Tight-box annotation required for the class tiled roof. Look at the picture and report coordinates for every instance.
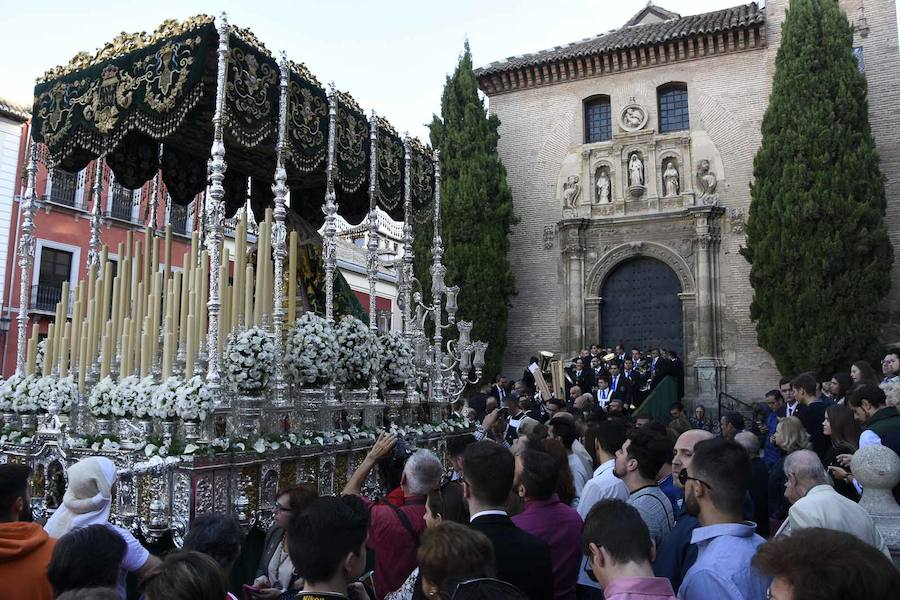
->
[0,96,31,122]
[475,2,764,78]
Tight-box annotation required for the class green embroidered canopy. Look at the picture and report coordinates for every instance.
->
[31,15,434,225]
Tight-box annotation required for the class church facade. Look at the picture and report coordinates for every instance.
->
[475,1,900,406]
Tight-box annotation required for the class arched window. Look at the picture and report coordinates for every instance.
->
[657,83,689,133]
[584,95,612,143]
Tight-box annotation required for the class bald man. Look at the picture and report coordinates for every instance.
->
[776,450,889,557]
[653,429,715,591]
[735,432,770,537]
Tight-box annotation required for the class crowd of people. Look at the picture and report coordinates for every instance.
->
[0,348,899,600]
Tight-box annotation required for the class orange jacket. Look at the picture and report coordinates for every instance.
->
[0,521,56,600]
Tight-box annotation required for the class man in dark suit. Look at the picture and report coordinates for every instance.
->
[568,358,595,394]
[490,375,509,404]
[607,362,632,406]
[622,358,643,389]
[463,441,553,600]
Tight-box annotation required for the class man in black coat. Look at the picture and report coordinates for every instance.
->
[568,358,595,394]
[463,441,553,600]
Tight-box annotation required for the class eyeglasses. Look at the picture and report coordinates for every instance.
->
[678,469,713,490]
[451,578,522,599]
[273,502,291,513]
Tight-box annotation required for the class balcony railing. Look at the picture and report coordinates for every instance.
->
[169,204,191,236]
[107,185,138,222]
[42,171,87,210]
[29,283,74,313]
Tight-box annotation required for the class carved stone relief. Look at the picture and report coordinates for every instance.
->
[728,208,746,234]
[562,175,580,209]
[696,160,719,205]
[543,225,555,249]
[619,104,649,132]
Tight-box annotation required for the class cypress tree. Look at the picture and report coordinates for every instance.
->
[413,43,516,379]
[741,0,893,376]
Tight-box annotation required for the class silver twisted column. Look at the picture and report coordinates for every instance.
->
[15,143,38,376]
[270,51,290,405]
[87,155,106,271]
[322,85,338,325]
[401,137,413,339]
[366,112,380,418]
[205,13,230,396]
[430,150,444,408]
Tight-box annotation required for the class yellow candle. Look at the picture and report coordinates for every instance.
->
[199,250,209,343]
[143,227,152,289]
[59,322,71,377]
[163,224,173,283]
[254,225,265,326]
[140,325,151,377]
[110,277,121,357]
[185,314,196,376]
[78,325,88,392]
[245,264,255,327]
[232,218,244,330]
[125,231,133,261]
[288,230,298,323]
[190,231,199,270]
[161,319,173,380]
[121,331,130,378]
[43,324,55,376]
[180,255,191,343]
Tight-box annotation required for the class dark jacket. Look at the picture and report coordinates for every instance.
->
[867,406,900,440]
[652,507,699,592]
[748,456,770,537]
[798,400,830,460]
[768,453,790,521]
[469,513,553,600]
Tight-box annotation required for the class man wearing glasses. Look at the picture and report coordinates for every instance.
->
[677,439,769,600]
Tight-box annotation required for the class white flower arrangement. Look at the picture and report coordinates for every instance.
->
[284,312,338,387]
[150,376,181,419]
[12,375,39,414]
[53,376,78,414]
[379,331,418,390]
[35,339,46,374]
[87,376,122,418]
[225,327,275,394]
[114,376,156,418]
[334,316,382,388]
[175,375,213,421]
[0,374,25,412]
[27,376,56,413]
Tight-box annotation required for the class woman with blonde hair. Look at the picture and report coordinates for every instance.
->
[767,416,811,533]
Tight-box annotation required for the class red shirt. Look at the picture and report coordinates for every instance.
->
[362,494,426,600]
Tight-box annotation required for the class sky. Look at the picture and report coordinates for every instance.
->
[0,0,895,141]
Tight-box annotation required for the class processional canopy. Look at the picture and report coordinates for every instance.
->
[31,15,435,226]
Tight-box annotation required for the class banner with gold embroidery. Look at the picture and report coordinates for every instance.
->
[408,138,435,225]
[285,63,328,174]
[375,117,404,219]
[223,30,279,148]
[334,92,369,194]
[31,19,215,172]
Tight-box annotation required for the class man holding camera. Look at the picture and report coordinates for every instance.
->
[343,433,444,599]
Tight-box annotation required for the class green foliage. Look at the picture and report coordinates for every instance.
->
[741,0,893,377]
[414,43,517,379]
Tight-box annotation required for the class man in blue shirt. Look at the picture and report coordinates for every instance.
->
[653,429,713,591]
[762,389,785,469]
[678,438,769,600]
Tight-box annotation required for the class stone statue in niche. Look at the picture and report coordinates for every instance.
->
[663,160,679,197]
[562,175,581,209]
[628,153,644,187]
[696,159,719,204]
[595,168,611,204]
